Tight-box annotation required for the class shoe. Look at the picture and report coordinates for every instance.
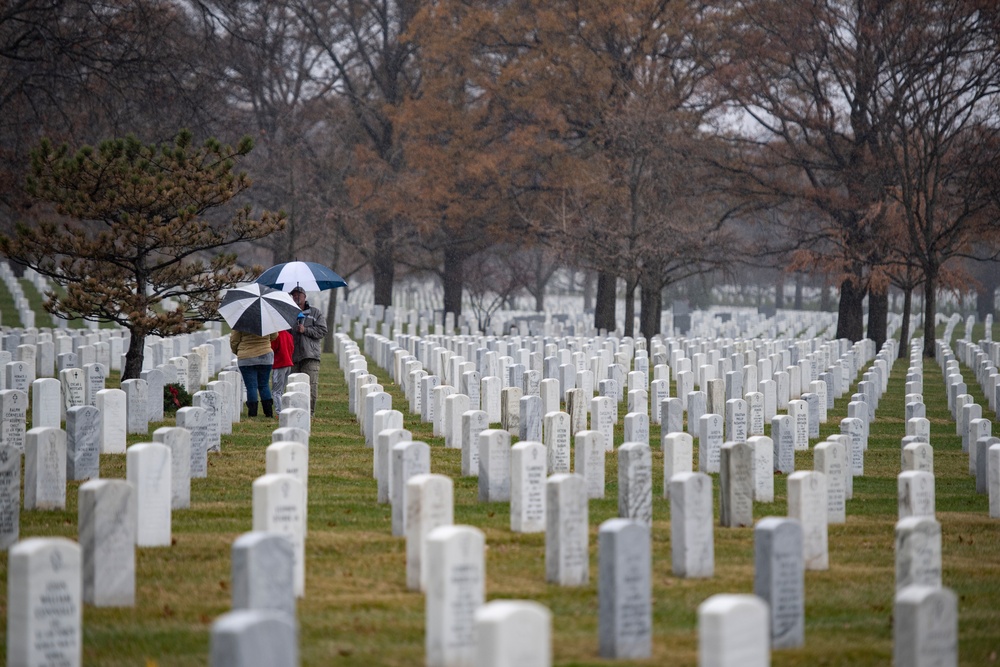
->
[246,401,258,417]
[262,399,274,418]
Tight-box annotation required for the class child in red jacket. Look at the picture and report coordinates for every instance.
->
[271,329,295,415]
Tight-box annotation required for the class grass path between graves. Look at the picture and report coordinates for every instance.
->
[17,278,55,329]
[2,340,1000,666]
[0,277,22,328]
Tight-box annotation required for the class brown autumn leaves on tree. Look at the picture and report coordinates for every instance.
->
[0,132,285,379]
[378,0,745,334]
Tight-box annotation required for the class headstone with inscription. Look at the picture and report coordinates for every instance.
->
[460,410,489,476]
[65,405,100,481]
[719,441,754,528]
[699,413,723,474]
[511,441,547,533]
[814,441,847,524]
[591,396,616,452]
[252,473,305,597]
[0,445,20,548]
[543,411,571,474]
[0,389,27,453]
[121,378,149,434]
[175,406,209,478]
[7,537,82,667]
[574,430,606,499]
[771,415,795,474]
[193,390,223,453]
[618,443,653,526]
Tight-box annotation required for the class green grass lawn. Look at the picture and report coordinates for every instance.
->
[1,341,998,666]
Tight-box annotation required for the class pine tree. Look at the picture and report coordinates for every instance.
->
[1,130,285,379]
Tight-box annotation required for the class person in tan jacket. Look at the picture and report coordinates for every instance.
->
[230,330,279,417]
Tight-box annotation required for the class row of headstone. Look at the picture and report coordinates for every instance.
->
[205,405,317,666]
[936,336,1000,516]
[1,328,313,666]
[328,307,975,667]
[337,314,891,464]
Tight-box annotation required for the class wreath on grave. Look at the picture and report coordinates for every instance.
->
[163,383,192,413]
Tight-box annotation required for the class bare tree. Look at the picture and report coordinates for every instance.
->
[873,2,1000,356]
[0,0,221,219]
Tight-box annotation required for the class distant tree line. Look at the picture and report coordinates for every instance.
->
[1,0,998,356]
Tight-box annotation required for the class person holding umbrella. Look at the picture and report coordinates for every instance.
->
[289,285,327,415]
[218,283,302,419]
[230,329,278,418]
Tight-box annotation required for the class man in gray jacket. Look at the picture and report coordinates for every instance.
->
[290,286,328,415]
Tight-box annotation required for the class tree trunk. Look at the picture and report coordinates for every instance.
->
[323,227,343,353]
[898,286,912,359]
[923,270,938,358]
[583,270,594,312]
[775,274,785,310]
[534,251,545,312]
[123,330,145,381]
[836,276,865,342]
[639,280,661,337]
[324,290,338,353]
[867,287,888,350]
[793,273,803,310]
[594,271,617,333]
[442,244,464,323]
[977,271,999,321]
[623,276,637,337]
[820,280,831,312]
[372,220,394,307]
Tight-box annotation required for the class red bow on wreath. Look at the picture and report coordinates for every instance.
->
[168,385,182,408]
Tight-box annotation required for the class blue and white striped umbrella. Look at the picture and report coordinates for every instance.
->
[255,261,347,292]
[218,283,300,336]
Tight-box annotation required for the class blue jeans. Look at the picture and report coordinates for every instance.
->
[240,364,273,403]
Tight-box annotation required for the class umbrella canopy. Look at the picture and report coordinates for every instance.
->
[218,284,301,336]
[255,261,347,292]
